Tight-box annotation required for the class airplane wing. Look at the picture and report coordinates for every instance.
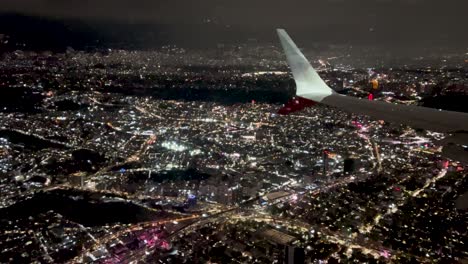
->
[276,28,468,134]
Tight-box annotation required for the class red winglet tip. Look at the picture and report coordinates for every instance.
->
[277,96,317,115]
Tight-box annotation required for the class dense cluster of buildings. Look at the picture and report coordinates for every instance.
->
[0,47,466,263]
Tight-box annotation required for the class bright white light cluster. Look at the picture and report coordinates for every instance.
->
[161,141,187,152]
[190,149,202,156]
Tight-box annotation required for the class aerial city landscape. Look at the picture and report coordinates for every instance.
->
[0,1,467,263]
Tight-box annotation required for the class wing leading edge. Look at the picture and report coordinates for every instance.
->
[277,28,468,134]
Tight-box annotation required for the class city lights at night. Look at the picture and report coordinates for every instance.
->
[0,0,467,263]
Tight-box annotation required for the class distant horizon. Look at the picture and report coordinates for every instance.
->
[0,13,466,69]
[1,12,467,49]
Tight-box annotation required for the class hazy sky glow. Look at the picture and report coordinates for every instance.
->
[1,0,466,27]
[0,0,467,50]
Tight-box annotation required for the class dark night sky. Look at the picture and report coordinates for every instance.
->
[0,0,467,51]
